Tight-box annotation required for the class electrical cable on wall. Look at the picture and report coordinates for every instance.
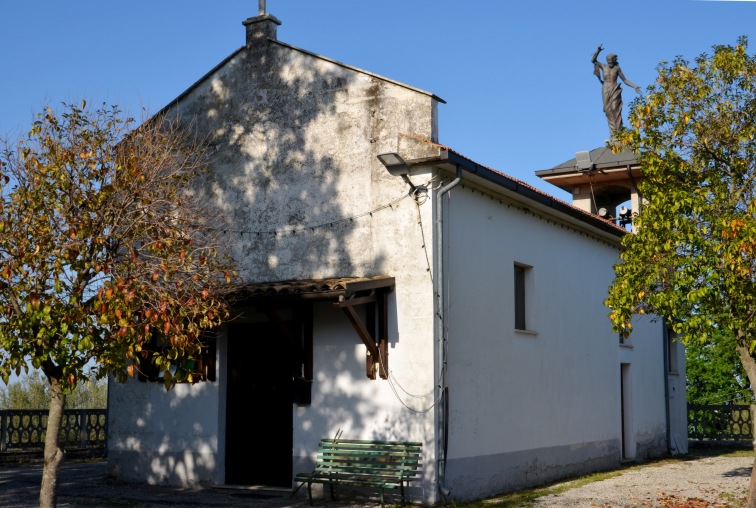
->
[378,349,443,414]
[209,178,437,238]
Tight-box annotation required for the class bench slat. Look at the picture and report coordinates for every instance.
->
[295,438,422,508]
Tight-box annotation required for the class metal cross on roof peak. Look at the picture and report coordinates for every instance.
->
[258,0,266,15]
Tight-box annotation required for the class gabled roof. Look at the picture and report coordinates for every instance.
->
[271,40,446,104]
[410,148,628,238]
[536,146,639,177]
[533,146,641,196]
[157,38,444,118]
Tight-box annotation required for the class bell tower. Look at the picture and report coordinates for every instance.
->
[536,146,641,229]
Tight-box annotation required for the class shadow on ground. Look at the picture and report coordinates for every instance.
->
[0,460,386,508]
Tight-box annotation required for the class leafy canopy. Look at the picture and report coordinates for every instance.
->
[606,37,756,353]
[0,102,236,391]
[0,369,107,410]
[686,328,754,405]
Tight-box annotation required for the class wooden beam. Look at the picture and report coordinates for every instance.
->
[334,294,377,308]
[344,276,395,297]
[378,291,388,379]
[341,305,380,379]
[366,302,376,379]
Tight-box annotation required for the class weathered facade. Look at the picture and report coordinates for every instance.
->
[107,11,686,505]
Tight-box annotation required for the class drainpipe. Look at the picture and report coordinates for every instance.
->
[434,165,462,502]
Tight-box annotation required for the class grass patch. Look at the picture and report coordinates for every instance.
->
[447,446,754,508]
[448,469,627,507]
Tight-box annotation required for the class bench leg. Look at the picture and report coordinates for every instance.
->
[329,482,335,500]
[380,488,385,508]
[307,482,313,506]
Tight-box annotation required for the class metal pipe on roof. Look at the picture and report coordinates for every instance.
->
[434,164,462,502]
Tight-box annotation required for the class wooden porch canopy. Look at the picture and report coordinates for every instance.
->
[232,275,395,380]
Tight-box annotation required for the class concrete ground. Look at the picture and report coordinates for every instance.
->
[0,460,382,508]
[0,453,752,507]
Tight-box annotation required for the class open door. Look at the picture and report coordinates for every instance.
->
[225,322,293,486]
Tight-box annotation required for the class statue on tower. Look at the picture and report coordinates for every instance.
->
[592,44,641,138]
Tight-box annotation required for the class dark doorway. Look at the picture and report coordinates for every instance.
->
[225,322,293,486]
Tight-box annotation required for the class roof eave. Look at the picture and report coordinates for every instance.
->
[410,149,627,241]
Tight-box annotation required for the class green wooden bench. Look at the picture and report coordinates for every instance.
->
[294,438,422,507]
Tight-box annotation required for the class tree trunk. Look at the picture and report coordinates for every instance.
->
[39,375,66,508]
[735,340,756,508]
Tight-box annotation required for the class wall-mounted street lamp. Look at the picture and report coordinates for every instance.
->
[377,152,417,193]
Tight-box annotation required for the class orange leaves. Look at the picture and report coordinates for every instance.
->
[28,293,41,309]
[0,101,237,394]
[655,492,736,507]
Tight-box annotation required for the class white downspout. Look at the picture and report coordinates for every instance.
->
[435,165,462,502]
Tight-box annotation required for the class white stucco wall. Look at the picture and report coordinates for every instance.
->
[106,19,680,506]
[439,184,669,501]
[107,377,220,485]
[108,29,441,503]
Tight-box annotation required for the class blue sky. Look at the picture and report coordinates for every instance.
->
[1,0,756,202]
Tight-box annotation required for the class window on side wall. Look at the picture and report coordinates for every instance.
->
[667,329,679,374]
[514,263,533,332]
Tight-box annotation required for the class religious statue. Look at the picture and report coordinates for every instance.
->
[592,45,641,138]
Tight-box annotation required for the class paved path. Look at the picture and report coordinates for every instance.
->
[529,455,752,507]
[0,454,752,507]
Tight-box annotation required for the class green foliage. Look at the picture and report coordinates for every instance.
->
[686,329,755,405]
[0,102,238,392]
[606,37,756,354]
[0,369,107,410]
[0,369,50,410]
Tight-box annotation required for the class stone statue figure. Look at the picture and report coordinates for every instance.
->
[592,44,641,137]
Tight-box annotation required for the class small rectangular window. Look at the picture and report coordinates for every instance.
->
[667,329,679,374]
[514,264,527,331]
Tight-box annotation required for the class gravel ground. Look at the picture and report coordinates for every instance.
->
[0,453,752,507]
[527,455,752,508]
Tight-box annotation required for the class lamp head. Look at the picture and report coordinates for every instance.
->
[377,152,411,176]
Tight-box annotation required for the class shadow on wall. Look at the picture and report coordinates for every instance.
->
[108,24,439,492]
[173,35,401,283]
[293,343,433,502]
[107,378,219,486]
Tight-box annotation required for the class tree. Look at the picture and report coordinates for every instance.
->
[605,37,756,507]
[0,102,236,507]
[686,328,755,405]
[0,369,107,410]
